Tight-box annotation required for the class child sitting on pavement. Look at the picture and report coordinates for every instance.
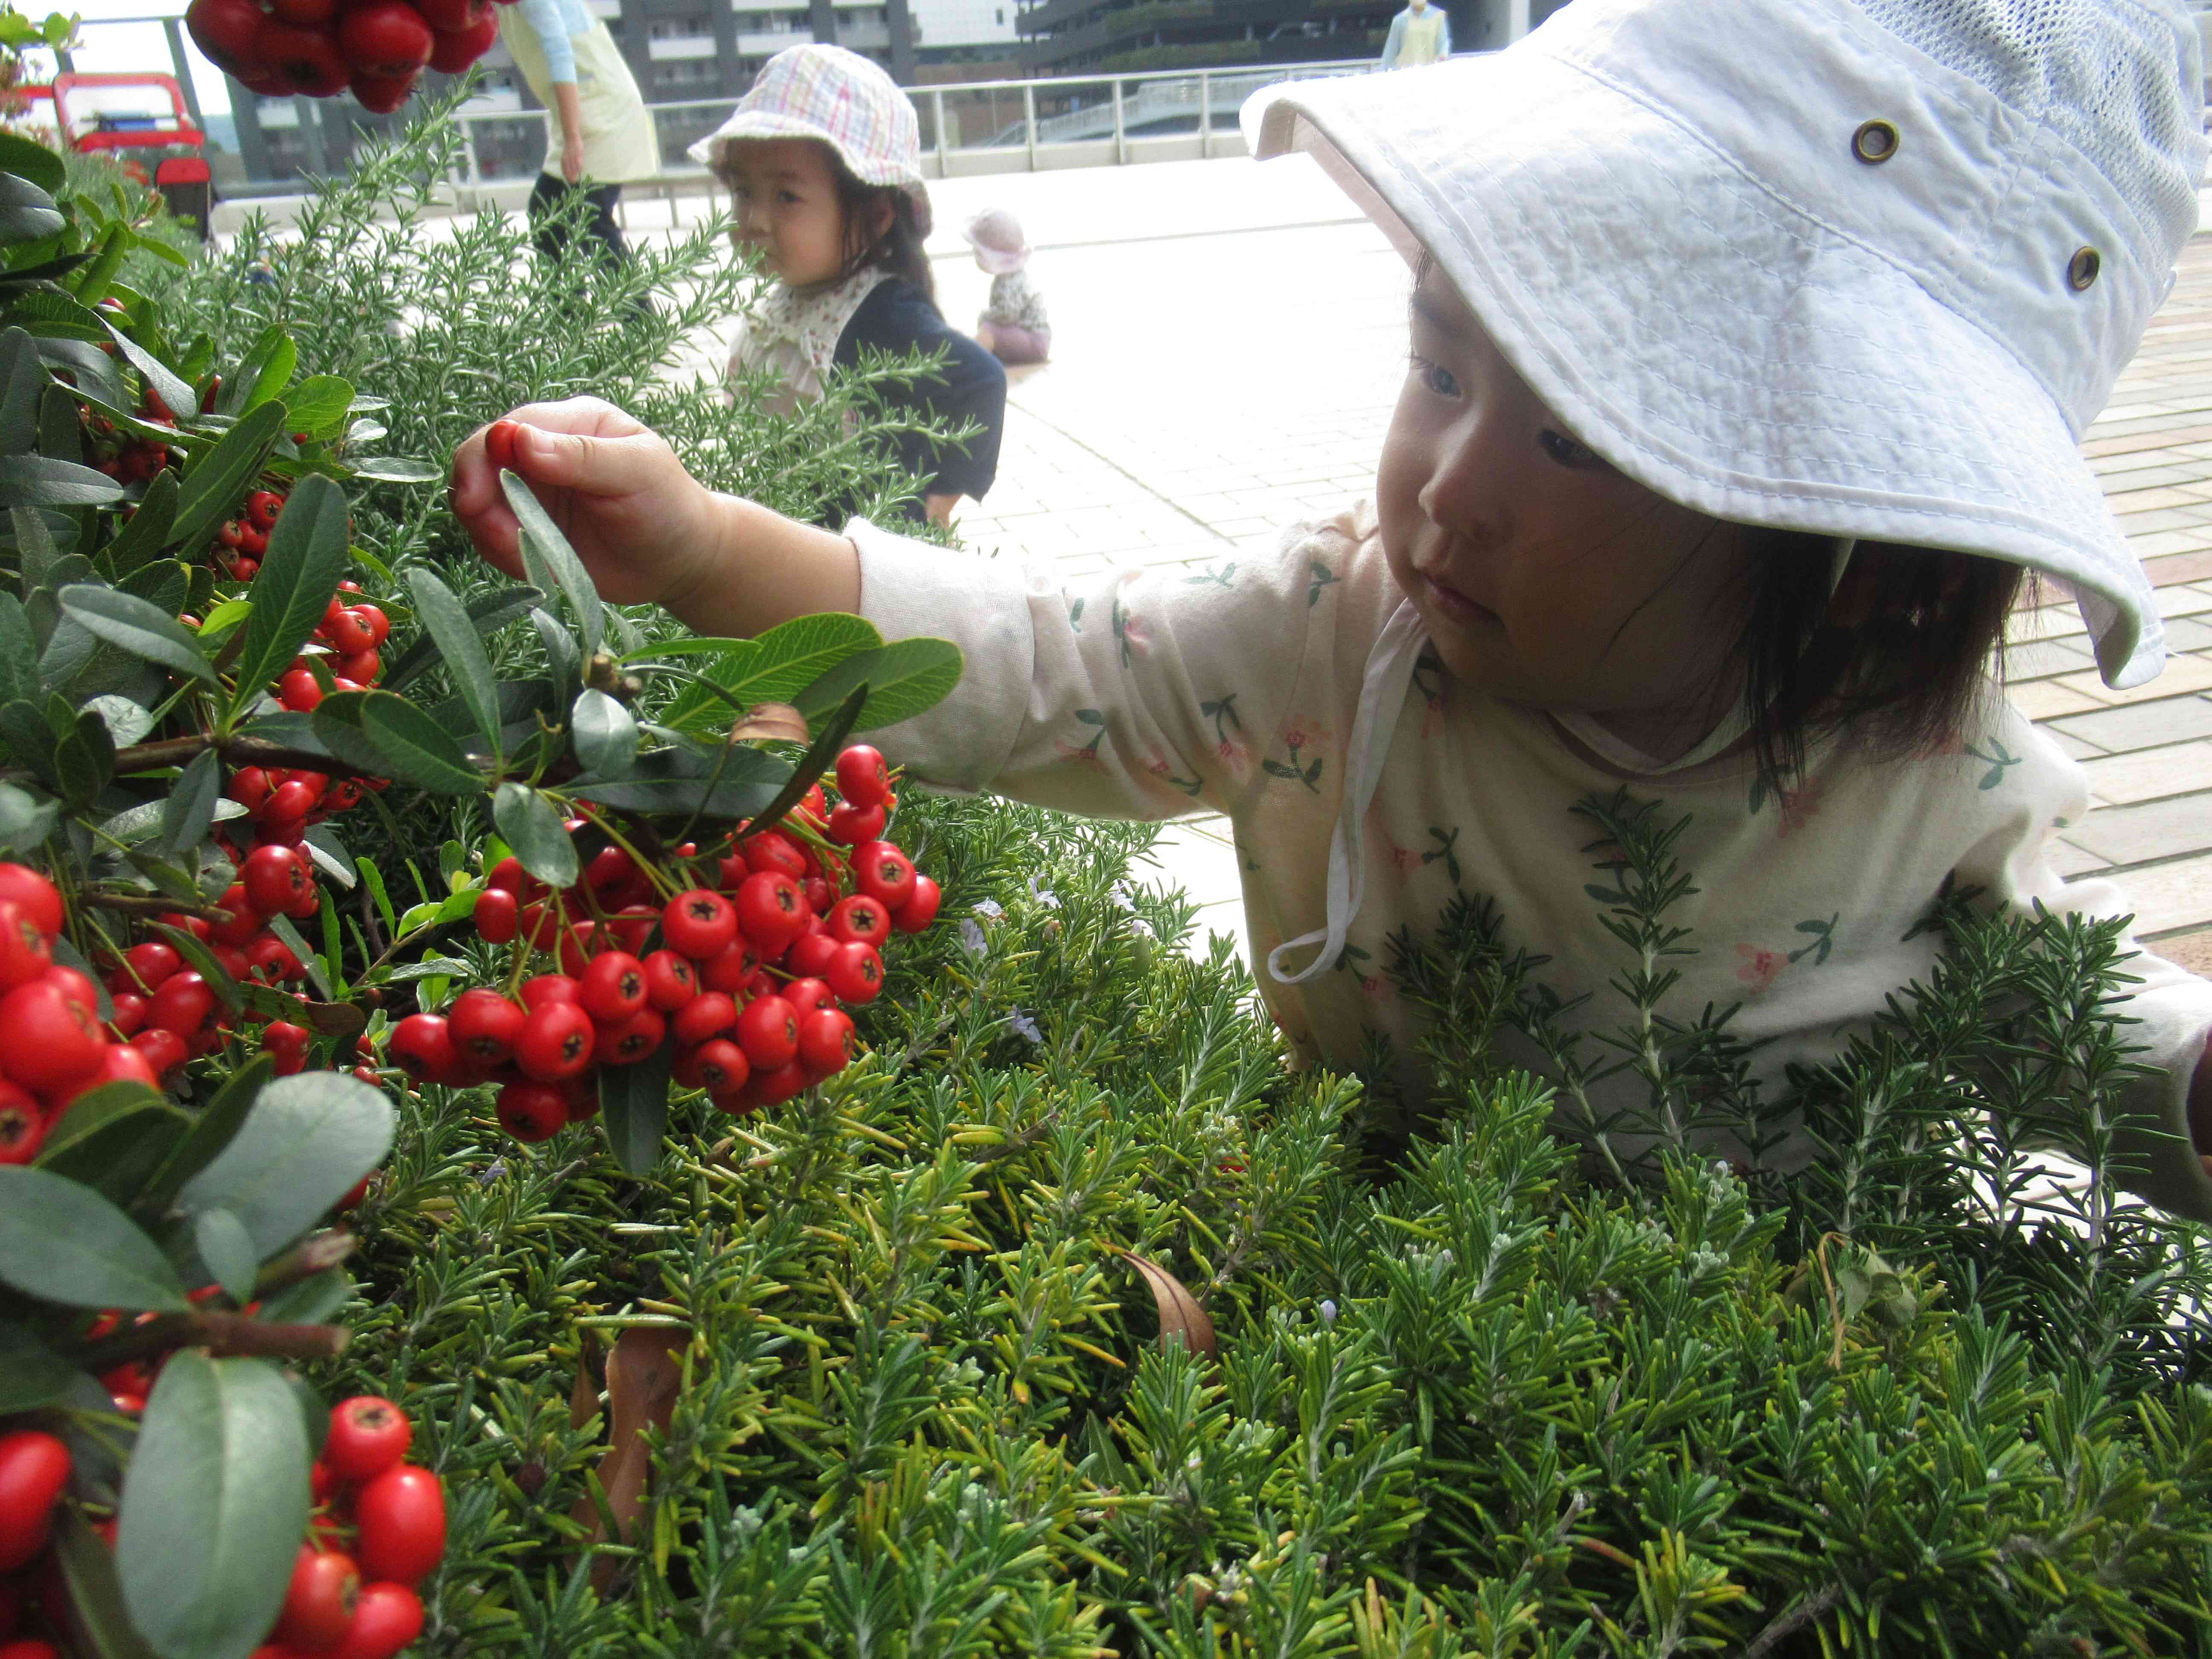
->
[965,208,1052,367]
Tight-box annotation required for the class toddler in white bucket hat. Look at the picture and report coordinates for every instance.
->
[963,207,1052,365]
[456,0,2212,1218]
[690,44,1007,527]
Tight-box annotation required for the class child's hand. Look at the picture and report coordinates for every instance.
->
[449,398,724,611]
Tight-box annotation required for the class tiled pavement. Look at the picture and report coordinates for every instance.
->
[622,157,2212,970]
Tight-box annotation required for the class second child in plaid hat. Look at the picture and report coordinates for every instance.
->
[693,45,1005,528]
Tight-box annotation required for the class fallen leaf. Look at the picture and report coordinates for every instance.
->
[568,1324,689,1592]
[568,1330,602,1433]
[1113,1249,1217,1359]
[301,1000,368,1039]
[728,702,809,744]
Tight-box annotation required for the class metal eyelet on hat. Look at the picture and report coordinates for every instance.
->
[2069,246,2101,291]
[1851,119,1899,164]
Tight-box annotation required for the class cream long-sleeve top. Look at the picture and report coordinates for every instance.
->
[848,504,2212,1221]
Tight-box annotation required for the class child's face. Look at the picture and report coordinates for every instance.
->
[725,138,849,287]
[1377,272,1755,736]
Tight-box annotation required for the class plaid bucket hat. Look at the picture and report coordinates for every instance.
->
[690,44,933,236]
[1243,0,2208,687]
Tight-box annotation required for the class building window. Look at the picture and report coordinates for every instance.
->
[994,7,1002,19]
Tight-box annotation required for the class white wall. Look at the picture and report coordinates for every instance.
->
[908,0,1019,49]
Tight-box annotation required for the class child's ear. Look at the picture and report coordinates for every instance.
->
[870,196,896,245]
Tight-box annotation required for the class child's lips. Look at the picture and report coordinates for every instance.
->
[1421,572,1499,629]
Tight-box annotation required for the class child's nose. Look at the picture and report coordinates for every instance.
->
[1417,409,1515,538]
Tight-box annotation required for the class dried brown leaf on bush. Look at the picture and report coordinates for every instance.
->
[1112,1249,1217,1358]
[568,1324,688,1590]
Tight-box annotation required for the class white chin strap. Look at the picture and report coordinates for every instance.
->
[1262,537,1855,990]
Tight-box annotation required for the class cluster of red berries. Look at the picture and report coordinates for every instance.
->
[256,1396,444,1659]
[268,583,393,714]
[391,744,941,1135]
[187,0,510,111]
[0,1397,442,1659]
[213,488,286,584]
[0,866,169,1167]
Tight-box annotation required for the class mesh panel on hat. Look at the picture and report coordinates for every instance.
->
[1857,0,2202,243]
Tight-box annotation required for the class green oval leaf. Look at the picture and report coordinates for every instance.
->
[792,637,963,735]
[58,584,218,685]
[570,688,637,777]
[227,471,349,719]
[407,566,501,757]
[280,375,354,442]
[500,469,602,661]
[167,400,284,558]
[0,1164,190,1311]
[0,1321,83,1413]
[313,689,481,796]
[379,584,541,694]
[193,1208,258,1304]
[174,1070,395,1257]
[162,747,222,859]
[346,455,442,483]
[118,1351,310,1659]
[662,612,880,736]
[0,452,125,509]
[598,1033,674,1176]
[493,780,578,890]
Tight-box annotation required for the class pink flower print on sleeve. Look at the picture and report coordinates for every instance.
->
[1144,753,1204,797]
[1264,719,1331,794]
[1776,780,1826,838]
[1385,837,1422,875]
[1110,587,1150,667]
[1201,695,1253,777]
[1734,943,1787,993]
[1055,708,1110,768]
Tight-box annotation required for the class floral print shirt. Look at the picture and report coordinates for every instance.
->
[849,505,2212,1221]
[982,270,1050,333]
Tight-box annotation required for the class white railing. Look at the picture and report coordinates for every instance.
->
[446,55,1382,191]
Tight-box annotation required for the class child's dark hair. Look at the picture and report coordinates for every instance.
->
[828,161,934,305]
[1738,531,2026,794]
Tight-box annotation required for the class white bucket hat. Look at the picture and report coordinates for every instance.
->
[1243,0,2208,688]
[690,44,933,236]
[963,207,1031,275]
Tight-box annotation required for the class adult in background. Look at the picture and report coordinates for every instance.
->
[1380,0,1449,68]
[498,0,661,271]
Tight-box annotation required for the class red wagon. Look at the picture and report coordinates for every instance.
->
[43,72,214,239]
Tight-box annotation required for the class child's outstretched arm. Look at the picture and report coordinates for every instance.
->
[449,398,859,633]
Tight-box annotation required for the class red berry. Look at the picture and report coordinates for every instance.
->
[520,974,580,1012]
[835,745,889,808]
[786,931,840,978]
[827,894,891,948]
[641,949,697,1011]
[0,865,62,937]
[553,919,600,980]
[278,668,324,712]
[578,951,646,1022]
[827,801,887,846]
[131,1027,188,1086]
[352,603,392,646]
[661,888,737,960]
[336,649,381,685]
[213,884,265,947]
[851,841,917,911]
[243,844,312,917]
[330,1581,423,1659]
[262,1020,311,1076]
[483,419,521,472]
[892,875,942,934]
[324,608,376,654]
[825,942,884,1005]
[742,1059,813,1108]
[672,992,736,1048]
[231,766,273,816]
[691,1039,748,1095]
[388,1013,457,1084]
[783,977,835,1022]
[698,940,756,995]
[739,831,806,883]
[496,1080,568,1143]
[275,1545,360,1653]
[0,978,107,1091]
[109,991,149,1038]
[584,845,637,902]
[0,903,51,992]
[734,873,806,954]
[247,936,305,984]
[595,1007,665,1065]
[487,856,528,895]
[338,0,433,74]
[245,489,284,532]
[0,1431,71,1572]
[353,1464,445,1586]
[0,1083,46,1165]
[515,1001,594,1082]
[268,779,319,825]
[448,988,525,1066]
[473,887,519,945]
[125,940,183,991]
[735,994,798,1071]
[325,1396,412,1486]
[797,1008,856,1077]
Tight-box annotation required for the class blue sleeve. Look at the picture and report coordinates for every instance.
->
[1380,12,1405,67]
[835,282,1007,511]
[1440,12,1450,52]
[517,0,577,83]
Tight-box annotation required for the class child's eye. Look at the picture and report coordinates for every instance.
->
[1539,428,1601,469]
[1410,355,1461,399]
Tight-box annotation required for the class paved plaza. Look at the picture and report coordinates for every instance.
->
[622,154,2212,971]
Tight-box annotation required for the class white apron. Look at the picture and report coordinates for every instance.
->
[499,9,662,185]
